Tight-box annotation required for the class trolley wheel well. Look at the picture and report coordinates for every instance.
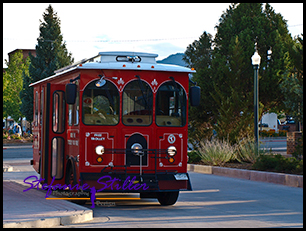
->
[65,158,76,185]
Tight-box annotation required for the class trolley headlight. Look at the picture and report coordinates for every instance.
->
[131,143,143,155]
[95,145,104,155]
[167,146,177,156]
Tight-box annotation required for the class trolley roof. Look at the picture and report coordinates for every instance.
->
[29,51,195,87]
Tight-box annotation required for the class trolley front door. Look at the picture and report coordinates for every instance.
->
[41,83,67,185]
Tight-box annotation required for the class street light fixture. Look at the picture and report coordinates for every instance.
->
[267,47,272,60]
[251,43,261,150]
[251,50,261,65]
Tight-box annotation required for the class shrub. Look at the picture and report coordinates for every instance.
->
[253,154,277,171]
[278,130,287,137]
[187,151,202,164]
[253,154,303,175]
[292,133,303,160]
[236,138,269,164]
[295,160,303,174]
[267,129,276,137]
[196,139,235,166]
[259,130,269,137]
[10,134,21,140]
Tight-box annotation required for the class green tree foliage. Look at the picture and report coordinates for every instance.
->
[213,3,292,112]
[184,32,214,144]
[3,50,30,122]
[280,35,303,124]
[185,3,295,144]
[184,31,212,71]
[184,32,214,124]
[20,4,74,122]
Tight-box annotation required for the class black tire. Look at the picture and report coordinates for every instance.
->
[157,191,179,206]
[65,165,75,186]
[65,166,87,205]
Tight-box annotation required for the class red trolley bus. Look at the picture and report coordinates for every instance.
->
[30,51,200,206]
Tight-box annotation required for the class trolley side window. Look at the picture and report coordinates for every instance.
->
[156,81,187,127]
[82,80,119,125]
[52,91,65,133]
[40,89,43,125]
[122,80,153,126]
[51,137,64,179]
[35,91,38,126]
[68,82,79,126]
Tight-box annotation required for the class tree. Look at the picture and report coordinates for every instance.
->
[184,32,214,124]
[213,3,292,112]
[3,50,30,122]
[183,31,213,71]
[280,34,303,127]
[184,32,215,144]
[184,3,294,143]
[210,36,260,144]
[20,4,74,122]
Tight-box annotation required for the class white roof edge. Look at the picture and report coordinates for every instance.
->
[29,66,78,87]
[98,51,158,58]
[29,52,195,87]
[79,62,195,73]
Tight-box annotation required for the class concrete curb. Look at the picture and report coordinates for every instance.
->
[3,164,13,172]
[3,210,93,228]
[187,164,303,188]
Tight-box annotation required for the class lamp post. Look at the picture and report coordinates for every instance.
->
[251,43,261,148]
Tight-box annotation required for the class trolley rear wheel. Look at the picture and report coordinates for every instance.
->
[157,191,179,206]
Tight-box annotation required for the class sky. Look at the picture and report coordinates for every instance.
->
[3,3,303,68]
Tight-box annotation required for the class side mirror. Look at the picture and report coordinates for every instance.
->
[190,86,201,107]
[65,83,77,105]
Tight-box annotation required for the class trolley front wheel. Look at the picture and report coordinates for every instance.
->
[157,191,179,206]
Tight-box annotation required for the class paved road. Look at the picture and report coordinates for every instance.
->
[4,145,302,228]
[54,172,303,228]
[3,145,33,159]
[259,138,287,152]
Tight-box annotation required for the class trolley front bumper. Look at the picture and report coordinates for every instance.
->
[79,172,192,193]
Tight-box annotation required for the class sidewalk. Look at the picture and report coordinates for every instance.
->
[187,164,303,188]
[3,160,93,228]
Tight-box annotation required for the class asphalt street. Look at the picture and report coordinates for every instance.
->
[54,172,302,228]
[259,137,287,152]
[4,142,302,228]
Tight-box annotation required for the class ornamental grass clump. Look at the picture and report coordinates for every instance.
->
[236,138,268,164]
[196,139,235,166]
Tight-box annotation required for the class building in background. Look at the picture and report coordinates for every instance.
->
[3,48,36,72]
